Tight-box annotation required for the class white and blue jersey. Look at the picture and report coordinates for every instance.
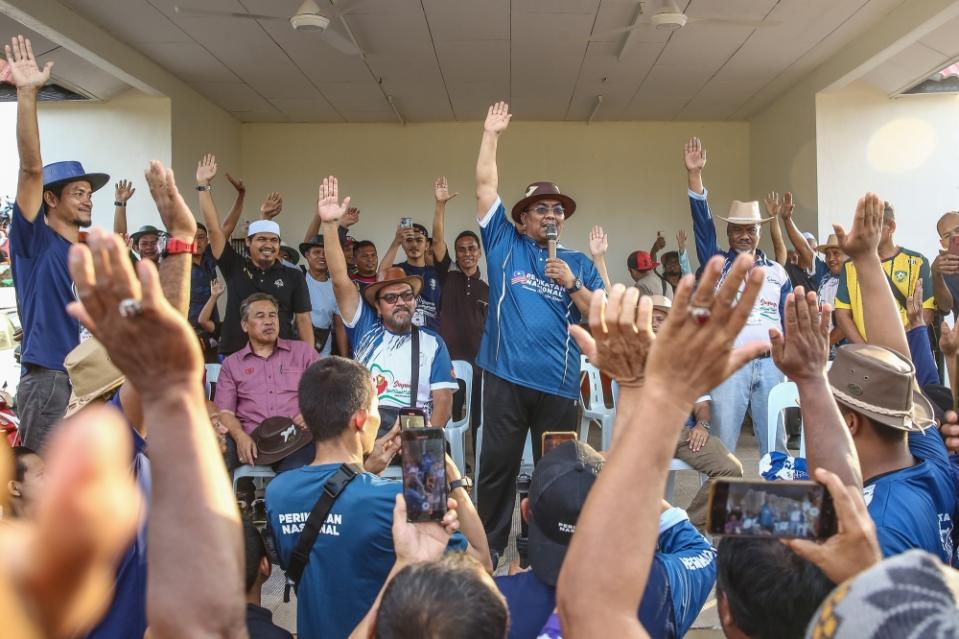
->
[343,297,457,417]
[689,189,791,347]
[864,427,956,564]
[477,198,605,400]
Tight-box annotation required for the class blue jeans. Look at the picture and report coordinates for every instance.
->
[711,356,785,456]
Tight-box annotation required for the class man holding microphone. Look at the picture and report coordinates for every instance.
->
[474,101,605,564]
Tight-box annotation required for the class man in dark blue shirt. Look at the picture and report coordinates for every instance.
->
[495,440,715,639]
[9,38,109,451]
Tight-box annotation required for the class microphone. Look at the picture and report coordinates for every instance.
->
[546,222,558,260]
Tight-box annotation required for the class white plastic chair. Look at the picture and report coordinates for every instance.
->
[444,361,473,476]
[766,381,804,457]
[232,464,276,494]
[665,459,700,503]
[580,357,615,450]
[205,363,221,400]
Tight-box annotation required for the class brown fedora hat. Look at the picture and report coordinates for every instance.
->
[251,416,313,465]
[510,182,577,224]
[827,344,935,433]
[362,266,424,307]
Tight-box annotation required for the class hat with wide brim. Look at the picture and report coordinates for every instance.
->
[42,161,110,193]
[280,245,301,264]
[649,295,672,313]
[816,234,844,253]
[130,225,165,242]
[252,416,313,465]
[715,200,774,225]
[362,266,423,307]
[510,182,577,224]
[64,338,125,417]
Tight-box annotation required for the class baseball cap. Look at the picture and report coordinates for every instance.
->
[411,223,429,239]
[527,440,604,586]
[626,250,658,271]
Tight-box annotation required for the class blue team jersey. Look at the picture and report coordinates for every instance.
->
[343,298,457,416]
[85,393,150,639]
[10,203,81,371]
[865,428,956,564]
[265,464,467,639]
[397,253,450,332]
[495,509,715,639]
[476,198,604,400]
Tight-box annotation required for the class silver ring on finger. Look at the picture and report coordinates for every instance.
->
[118,298,144,318]
[688,306,711,325]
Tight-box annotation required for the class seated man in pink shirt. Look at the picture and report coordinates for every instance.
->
[215,293,320,474]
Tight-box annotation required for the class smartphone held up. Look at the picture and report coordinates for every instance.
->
[707,479,837,540]
[400,427,448,523]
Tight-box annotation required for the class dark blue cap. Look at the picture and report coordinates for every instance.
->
[42,161,109,192]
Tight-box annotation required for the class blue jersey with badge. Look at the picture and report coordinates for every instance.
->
[10,204,81,371]
[343,298,458,417]
[266,465,466,639]
[477,198,604,400]
[496,509,714,639]
[864,428,956,563]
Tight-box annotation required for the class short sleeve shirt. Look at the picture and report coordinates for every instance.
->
[438,268,489,362]
[477,198,605,400]
[10,204,81,371]
[188,248,219,328]
[835,248,934,339]
[216,244,312,355]
[343,298,458,417]
[397,253,451,332]
[265,464,467,639]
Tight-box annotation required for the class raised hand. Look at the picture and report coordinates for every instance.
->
[781,192,795,221]
[66,228,203,400]
[392,494,459,565]
[259,192,283,219]
[210,278,225,298]
[941,319,959,358]
[316,176,351,223]
[906,280,924,330]
[763,191,781,218]
[683,137,707,173]
[433,176,459,204]
[569,285,653,388]
[195,153,217,185]
[4,36,53,91]
[588,225,608,258]
[341,207,360,227]
[676,229,688,252]
[484,101,512,135]
[834,192,883,261]
[224,172,245,193]
[769,287,830,382]
[646,254,769,402]
[115,179,136,205]
[785,468,881,585]
[651,232,666,254]
[145,161,197,240]
[392,224,414,246]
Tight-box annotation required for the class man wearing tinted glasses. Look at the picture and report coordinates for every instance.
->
[315,176,457,434]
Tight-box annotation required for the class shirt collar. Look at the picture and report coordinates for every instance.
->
[239,337,290,359]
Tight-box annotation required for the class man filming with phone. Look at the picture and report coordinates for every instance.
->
[315,176,457,433]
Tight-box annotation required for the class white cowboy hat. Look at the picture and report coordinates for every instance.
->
[716,200,774,225]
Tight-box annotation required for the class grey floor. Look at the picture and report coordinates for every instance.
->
[261,424,763,638]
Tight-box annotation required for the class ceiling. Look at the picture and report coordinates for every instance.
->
[40,0,918,122]
[860,11,959,95]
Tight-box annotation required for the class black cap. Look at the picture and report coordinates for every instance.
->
[411,223,429,239]
[528,440,604,586]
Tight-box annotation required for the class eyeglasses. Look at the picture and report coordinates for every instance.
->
[378,291,415,304]
[528,204,566,216]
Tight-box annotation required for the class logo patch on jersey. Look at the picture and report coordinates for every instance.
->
[369,363,412,405]
[275,278,285,287]
[510,270,565,302]
[894,270,907,283]
[244,367,255,375]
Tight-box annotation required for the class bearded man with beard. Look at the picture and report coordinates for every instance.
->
[684,137,792,457]
[316,176,457,434]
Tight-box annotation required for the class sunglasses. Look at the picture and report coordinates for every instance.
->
[378,291,415,304]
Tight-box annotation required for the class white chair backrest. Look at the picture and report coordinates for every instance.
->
[766,381,803,456]
[449,360,473,429]
[205,363,222,400]
[582,361,607,412]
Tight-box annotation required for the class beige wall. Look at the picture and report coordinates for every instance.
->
[240,120,750,278]
[816,81,959,263]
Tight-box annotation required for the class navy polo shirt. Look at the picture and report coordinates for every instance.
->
[10,204,81,371]
[189,248,219,328]
[397,252,451,333]
[476,198,604,400]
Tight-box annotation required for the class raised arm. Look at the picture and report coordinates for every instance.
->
[113,180,135,238]
[588,225,612,290]
[684,137,718,265]
[763,192,788,266]
[476,101,511,220]
[316,176,361,323]
[779,192,815,270]
[649,232,666,265]
[836,193,909,356]
[771,287,862,488]
[221,172,246,239]
[432,177,457,263]
[197,278,224,334]
[259,191,282,221]
[684,137,706,196]
[676,229,692,275]
[378,225,409,272]
[8,36,52,220]
[195,154,226,259]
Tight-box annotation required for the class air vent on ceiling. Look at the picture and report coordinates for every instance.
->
[0,82,91,102]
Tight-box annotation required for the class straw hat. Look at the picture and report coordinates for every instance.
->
[817,234,843,253]
[716,200,774,225]
[63,338,125,417]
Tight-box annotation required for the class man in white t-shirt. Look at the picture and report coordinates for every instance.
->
[299,234,347,357]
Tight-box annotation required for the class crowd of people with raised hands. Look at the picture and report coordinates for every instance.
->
[4,33,959,639]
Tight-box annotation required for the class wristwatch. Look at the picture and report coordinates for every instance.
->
[696,420,711,431]
[165,238,198,255]
[449,477,473,493]
[566,278,583,294]
[114,201,127,208]
[195,184,212,192]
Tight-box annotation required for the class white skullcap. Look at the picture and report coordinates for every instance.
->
[248,220,281,238]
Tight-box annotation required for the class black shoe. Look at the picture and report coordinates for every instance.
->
[787,435,801,450]
[251,498,267,526]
